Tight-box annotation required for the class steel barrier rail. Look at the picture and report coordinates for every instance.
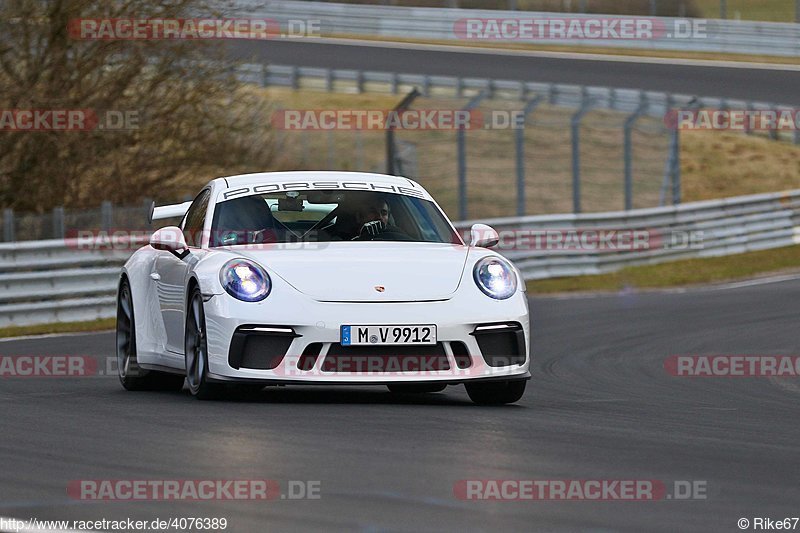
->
[1,190,799,327]
[248,64,797,143]
[234,0,800,57]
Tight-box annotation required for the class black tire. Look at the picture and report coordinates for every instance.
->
[387,383,447,394]
[185,285,224,400]
[465,380,527,405]
[116,279,185,392]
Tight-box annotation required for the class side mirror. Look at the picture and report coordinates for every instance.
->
[150,226,189,259]
[470,223,499,248]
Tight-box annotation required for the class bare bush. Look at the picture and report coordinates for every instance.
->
[0,0,277,212]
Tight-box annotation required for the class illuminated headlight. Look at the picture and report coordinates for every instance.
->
[473,257,518,300]
[220,259,271,302]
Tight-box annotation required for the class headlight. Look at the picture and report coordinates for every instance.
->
[473,257,517,300]
[220,259,271,302]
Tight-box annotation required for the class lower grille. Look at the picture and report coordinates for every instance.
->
[228,326,298,370]
[322,343,450,372]
[472,323,526,367]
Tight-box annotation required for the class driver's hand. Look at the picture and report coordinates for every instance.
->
[355,220,386,239]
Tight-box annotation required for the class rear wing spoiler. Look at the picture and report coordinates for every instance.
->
[148,201,193,224]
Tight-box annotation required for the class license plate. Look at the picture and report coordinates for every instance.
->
[341,325,437,346]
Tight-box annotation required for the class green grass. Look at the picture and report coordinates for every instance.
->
[693,0,796,22]
[0,318,115,339]
[527,244,800,293]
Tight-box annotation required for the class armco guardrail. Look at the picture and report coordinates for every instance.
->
[238,0,800,56]
[246,63,799,143]
[2,190,800,327]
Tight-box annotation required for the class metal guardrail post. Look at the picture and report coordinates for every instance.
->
[508,0,517,10]
[457,91,488,220]
[290,66,299,90]
[649,0,657,15]
[624,93,648,211]
[261,64,269,87]
[356,71,364,94]
[671,126,681,205]
[325,68,333,92]
[101,201,113,232]
[52,207,65,239]
[515,95,543,217]
[386,88,420,175]
[571,91,594,214]
[3,208,14,242]
[143,198,153,227]
[720,0,727,19]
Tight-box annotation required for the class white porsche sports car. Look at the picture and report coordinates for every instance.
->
[117,171,530,404]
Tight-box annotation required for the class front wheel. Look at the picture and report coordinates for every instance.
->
[465,380,527,405]
[116,279,185,392]
[185,286,223,400]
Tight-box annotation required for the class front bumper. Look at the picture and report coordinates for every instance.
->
[202,288,530,384]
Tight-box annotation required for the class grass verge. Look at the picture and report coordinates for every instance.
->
[527,244,800,293]
[0,318,115,339]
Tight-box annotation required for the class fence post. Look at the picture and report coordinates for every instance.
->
[101,201,113,232]
[52,206,65,239]
[457,91,488,220]
[720,0,727,19]
[386,88,420,175]
[570,90,594,214]
[797,0,799,23]
[623,93,648,211]
[3,208,14,242]
[515,95,543,217]
[325,68,333,92]
[508,0,517,10]
[327,130,335,168]
[578,0,587,12]
[671,126,681,205]
[290,66,299,90]
[355,130,364,170]
[649,0,657,15]
[301,129,309,164]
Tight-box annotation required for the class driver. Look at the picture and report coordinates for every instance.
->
[353,196,407,240]
[354,198,389,238]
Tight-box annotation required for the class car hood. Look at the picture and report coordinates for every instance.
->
[232,242,470,302]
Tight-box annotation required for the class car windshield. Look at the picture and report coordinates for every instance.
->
[210,190,462,246]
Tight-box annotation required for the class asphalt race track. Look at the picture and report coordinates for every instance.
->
[2,278,799,532]
[227,39,800,105]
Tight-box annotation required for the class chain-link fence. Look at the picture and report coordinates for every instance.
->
[270,93,672,221]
